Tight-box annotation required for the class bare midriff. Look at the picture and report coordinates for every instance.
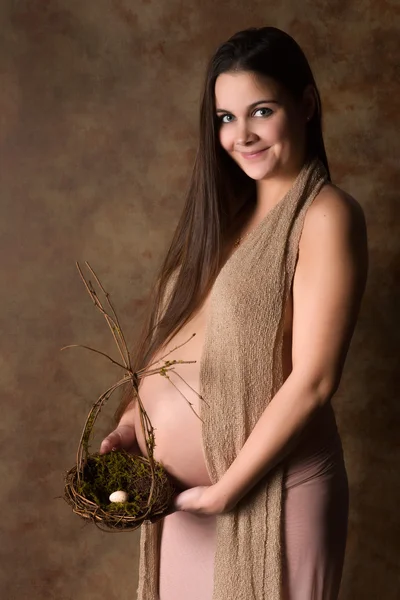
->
[132,285,220,490]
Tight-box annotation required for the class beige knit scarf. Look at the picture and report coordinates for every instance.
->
[136,156,328,599]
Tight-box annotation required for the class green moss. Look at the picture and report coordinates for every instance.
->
[76,450,170,517]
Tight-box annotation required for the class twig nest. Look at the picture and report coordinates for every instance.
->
[60,262,197,533]
[64,448,178,531]
[109,490,128,503]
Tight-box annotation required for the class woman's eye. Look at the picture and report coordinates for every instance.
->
[254,107,272,117]
[218,108,272,124]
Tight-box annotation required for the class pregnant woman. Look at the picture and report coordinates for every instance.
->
[100,26,368,600]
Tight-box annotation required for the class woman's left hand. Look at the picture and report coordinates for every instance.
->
[148,484,236,524]
[172,484,233,516]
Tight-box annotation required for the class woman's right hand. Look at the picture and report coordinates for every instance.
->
[99,423,141,456]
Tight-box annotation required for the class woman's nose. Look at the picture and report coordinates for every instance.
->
[234,119,257,146]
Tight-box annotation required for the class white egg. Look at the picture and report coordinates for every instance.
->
[109,490,128,503]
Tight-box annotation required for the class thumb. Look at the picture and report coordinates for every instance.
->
[99,430,122,454]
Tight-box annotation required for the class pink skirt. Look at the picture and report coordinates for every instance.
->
[281,433,349,599]
[158,410,349,600]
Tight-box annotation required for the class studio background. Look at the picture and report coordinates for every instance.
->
[1,1,399,598]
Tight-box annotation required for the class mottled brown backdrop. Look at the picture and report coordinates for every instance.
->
[1,0,399,598]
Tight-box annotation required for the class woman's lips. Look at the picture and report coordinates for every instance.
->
[240,147,269,159]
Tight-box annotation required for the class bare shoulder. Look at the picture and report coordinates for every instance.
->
[291,183,369,395]
[300,182,368,251]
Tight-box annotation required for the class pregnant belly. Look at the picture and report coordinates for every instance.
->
[132,325,212,490]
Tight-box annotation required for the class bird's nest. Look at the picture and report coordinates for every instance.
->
[59,261,203,532]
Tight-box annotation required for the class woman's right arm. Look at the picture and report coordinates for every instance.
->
[99,400,141,455]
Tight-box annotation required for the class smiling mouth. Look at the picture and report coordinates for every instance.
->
[240,148,269,159]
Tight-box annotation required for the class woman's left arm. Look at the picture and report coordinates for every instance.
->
[207,188,369,513]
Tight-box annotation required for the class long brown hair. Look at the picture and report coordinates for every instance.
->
[114,26,331,423]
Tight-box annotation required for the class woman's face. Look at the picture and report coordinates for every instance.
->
[214,71,311,180]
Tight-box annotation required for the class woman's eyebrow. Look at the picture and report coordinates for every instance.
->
[215,99,278,113]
